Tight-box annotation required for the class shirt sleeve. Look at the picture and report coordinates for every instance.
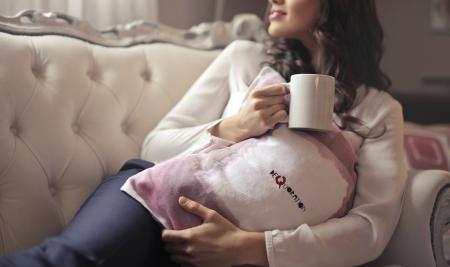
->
[264,93,408,267]
[140,42,238,163]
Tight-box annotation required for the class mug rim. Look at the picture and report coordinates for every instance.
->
[290,73,335,80]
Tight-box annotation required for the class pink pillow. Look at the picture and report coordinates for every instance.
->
[122,66,358,231]
[122,125,358,231]
[404,122,450,171]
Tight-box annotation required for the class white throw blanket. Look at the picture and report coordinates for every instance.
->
[121,67,358,231]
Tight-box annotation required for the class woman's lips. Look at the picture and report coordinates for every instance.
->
[269,10,287,21]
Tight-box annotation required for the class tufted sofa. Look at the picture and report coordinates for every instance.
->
[1,11,450,267]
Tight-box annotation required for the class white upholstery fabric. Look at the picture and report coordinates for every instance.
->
[363,170,450,267]
[0,32,220,254]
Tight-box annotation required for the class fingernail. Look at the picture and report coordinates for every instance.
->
[179,196,187,205]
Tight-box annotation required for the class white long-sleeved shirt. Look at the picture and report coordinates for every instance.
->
[140,40,407,267]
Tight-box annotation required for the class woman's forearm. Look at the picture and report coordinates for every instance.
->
[236,231,269,266]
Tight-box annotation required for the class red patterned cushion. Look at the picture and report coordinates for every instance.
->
[404,122,450,171]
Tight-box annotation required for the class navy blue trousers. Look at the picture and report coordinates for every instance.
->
[0,159,179,267]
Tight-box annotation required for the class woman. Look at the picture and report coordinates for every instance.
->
[0,0,406,266]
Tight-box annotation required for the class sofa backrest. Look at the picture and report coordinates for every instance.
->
[0,30,220,254]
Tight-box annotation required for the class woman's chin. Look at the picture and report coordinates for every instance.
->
[267,26,291,39]
[267,29,283,38]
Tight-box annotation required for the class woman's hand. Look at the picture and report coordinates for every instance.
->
[210,84,288,142]
[162,196,268,267]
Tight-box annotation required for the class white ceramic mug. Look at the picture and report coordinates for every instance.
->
[281,74,335,131]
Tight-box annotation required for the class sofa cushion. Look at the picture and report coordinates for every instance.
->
[0,31,220,254]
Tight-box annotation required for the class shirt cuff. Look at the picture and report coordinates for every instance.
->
[265,230,277,267]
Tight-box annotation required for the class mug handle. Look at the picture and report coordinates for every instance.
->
[279,82,290,124]
[281,82,290,91]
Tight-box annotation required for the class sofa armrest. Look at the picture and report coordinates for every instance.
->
[365,170,450,267]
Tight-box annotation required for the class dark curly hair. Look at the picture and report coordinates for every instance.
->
[264,0,390,136]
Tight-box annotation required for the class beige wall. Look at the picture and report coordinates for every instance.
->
[377,0,450,93]
[222,0,267,21]
[159,0,215,29]
[159,0,266,29]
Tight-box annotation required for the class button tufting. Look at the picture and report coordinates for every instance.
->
[72,123,80,134]
[141,70,151,82]
[49,185,57,196]
[31,64,45,79]
[121,122,130,135]
[10,125,19,136]
[87,69,101,82]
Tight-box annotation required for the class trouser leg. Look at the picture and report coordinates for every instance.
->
[0,159,177,267]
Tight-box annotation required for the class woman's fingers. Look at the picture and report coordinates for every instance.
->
[162,229,190,242]
[234,83,289,139]
[271,109,288,123]
[260,104,287,127]
[178,196,215,221]
[252,95,286,110]
[252,84,289,97]
[261,103,287,117]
